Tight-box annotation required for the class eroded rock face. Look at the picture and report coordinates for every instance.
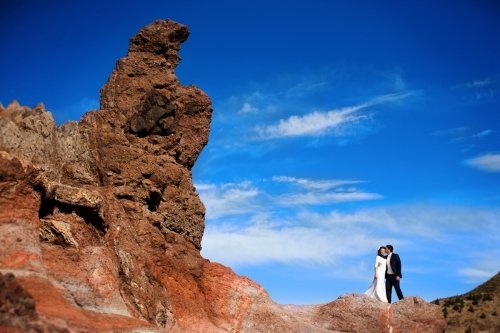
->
[0,19,445,333]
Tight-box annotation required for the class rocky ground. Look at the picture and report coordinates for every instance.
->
[0,19,445,333]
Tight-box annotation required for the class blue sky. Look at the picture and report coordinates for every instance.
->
[1,1,499,304]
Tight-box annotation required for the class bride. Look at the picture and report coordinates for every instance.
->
[364,246,388,302]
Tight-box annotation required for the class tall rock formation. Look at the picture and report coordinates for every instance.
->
[0,19,445,333]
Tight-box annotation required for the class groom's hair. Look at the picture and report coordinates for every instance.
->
[386,245,394,252]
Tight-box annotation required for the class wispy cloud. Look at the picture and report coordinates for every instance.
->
[195,181,260,219]
[311,205,500,239]
[432,127,496,153]
[194,183,216,191]
[255,92,414,140]
[465,78,494,88]
[459,268,497,280]
[201,204,500,267]
[219,74,329,119]
[452,77,497,100]
[275,190,383,206]
[366,91,415,104]
[271,175,383,206]
[238,102,259,114]
[464,153,500,173]
[283,79,328,98]
[206,71,415,160]
[453,78,496,90]
[196,176,382,219]
[459,251,500,282]
[272,176,364,191]
[201,213,380,267]
[472,129,494,138]
[255,104,368,139]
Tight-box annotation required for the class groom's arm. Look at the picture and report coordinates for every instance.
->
[395,254,402,278]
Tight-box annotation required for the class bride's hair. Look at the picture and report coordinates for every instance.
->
[377,246,386,257]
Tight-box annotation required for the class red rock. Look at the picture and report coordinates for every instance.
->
[0,19,445,332]
[315,294,446,333]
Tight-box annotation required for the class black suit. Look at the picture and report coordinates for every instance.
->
[385,253,404,303]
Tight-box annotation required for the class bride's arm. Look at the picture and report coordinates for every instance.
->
[374,258,381,278]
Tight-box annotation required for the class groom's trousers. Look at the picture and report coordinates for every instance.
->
[386,275,404,303]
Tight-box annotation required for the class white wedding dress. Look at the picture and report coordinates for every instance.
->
[364,256,388,302]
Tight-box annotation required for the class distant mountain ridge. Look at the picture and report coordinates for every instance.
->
[433,272,500,333]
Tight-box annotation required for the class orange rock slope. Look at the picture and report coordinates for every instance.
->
[0,19,445,333]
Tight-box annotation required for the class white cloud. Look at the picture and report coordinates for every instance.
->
[238,102,258,114]
[432,128,495,153]
[283,80,327,97]
[194,183,216,191]
[201,214,378,267]
[472,129,493,138]
[379,204,500,239]
[459,268,497,280]
[201,204,500,267]
[272,176,365,191]
[303,209,396,228]
[256,104,368,139]
[276,191,383,206]
[366,91,415,105]
[271,176,382,205]
[464,153,500,173]
[195,181,260,219]
[255,92,413,139]
[452,78,496,90]
[196,177,381,220]
[465,78,495,89]
[451,78,497,100]
[459,251,500,282]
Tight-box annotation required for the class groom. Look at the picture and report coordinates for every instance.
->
[385,244,404,303]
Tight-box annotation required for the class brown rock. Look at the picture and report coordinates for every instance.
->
[39,218,79,247]
[391,296,447,332]
[315,294,446,333]
[0,19,446,332]
[0,272,37,329]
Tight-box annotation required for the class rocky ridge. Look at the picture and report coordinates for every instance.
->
[433,272,499,333]
[0,19,445,333]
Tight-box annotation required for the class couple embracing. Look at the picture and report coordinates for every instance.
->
[364,245,404,303]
